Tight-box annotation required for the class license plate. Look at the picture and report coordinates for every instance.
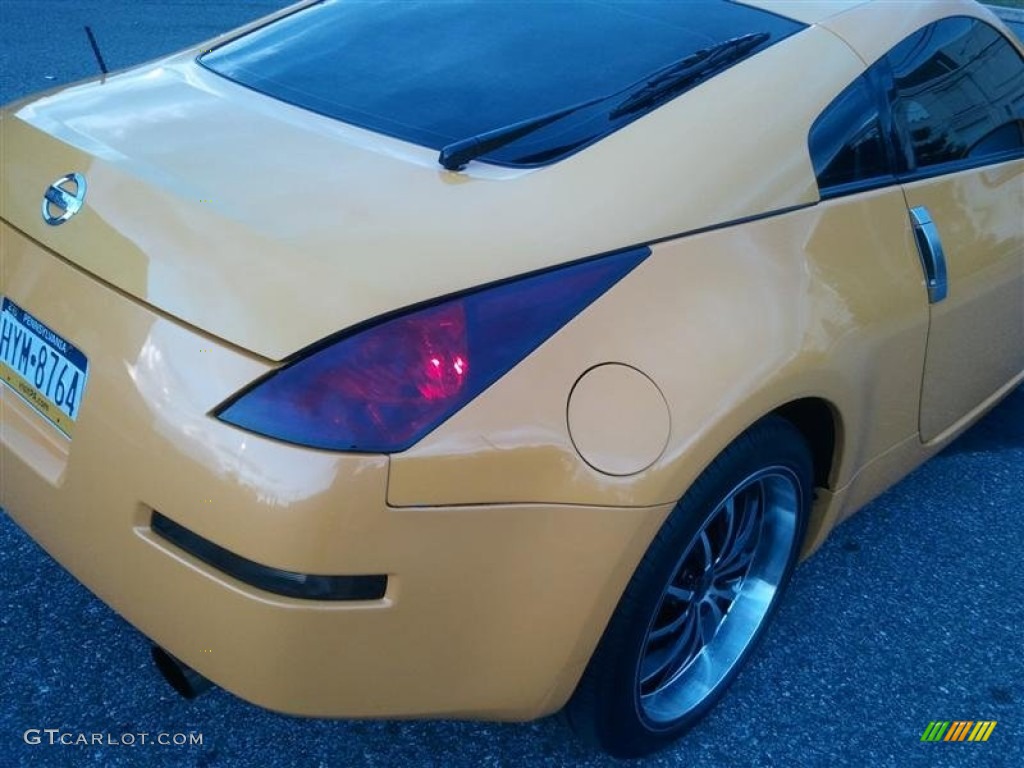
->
[0,297,89,438]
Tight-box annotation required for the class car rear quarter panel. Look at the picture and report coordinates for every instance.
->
[393,1,1024,550]
[388,189,931,548]
[386,26,938,557]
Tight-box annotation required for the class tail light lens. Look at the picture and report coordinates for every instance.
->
[215,247,649,452]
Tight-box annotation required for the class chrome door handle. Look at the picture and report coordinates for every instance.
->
[909,206,948,304]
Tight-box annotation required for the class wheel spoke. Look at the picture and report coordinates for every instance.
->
[667,616,704,682]
[699,531,713,572]
[698,599,723,645]
[707,580,741,603]
[640,609,700,689]
[714,496,737,561]
[715,547,755,580]
[638,651,668,689]
[718,487,761,570]
[649,605,692,643]
[666,585,696,603]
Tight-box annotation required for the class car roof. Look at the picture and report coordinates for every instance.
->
[734,0,870,25]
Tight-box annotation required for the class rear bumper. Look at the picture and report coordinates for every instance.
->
[0,221,670,719]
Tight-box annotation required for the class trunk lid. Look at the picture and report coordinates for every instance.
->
[0,56,616,360]
[1,45,821,359]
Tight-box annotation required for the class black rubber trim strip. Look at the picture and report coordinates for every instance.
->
[151,511,387,601]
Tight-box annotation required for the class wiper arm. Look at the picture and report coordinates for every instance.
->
[609,32,770,119]
[439,96,607,171]
[438,31,771,171]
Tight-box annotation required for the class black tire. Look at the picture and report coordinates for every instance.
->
[565,415,813,758]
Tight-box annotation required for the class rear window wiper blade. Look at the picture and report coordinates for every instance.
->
[438,31,770,171]
[609,32,770,119]
[439,96,608,171]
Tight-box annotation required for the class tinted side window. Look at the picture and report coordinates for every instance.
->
[810,73,891,192]
[887,17,1024,170]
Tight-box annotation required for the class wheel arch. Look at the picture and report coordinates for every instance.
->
[772,396,844,491]
[655,390,849,562]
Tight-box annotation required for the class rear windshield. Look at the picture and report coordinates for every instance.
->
[200,0,804,167]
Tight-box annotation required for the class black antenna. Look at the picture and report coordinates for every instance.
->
[84,26,109,75]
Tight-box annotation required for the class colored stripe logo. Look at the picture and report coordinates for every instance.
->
[921,721,997,742]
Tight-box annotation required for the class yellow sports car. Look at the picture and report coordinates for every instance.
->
[1,0,1021,757]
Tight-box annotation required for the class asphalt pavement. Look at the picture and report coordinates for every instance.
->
[1,3,1022,767]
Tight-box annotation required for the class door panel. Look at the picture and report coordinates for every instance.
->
[904,160,1024,441]
[881,16,1024,442]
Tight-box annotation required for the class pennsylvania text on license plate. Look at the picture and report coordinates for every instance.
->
[0,297,89,438]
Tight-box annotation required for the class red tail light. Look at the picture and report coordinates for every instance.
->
[215,247,649,452]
